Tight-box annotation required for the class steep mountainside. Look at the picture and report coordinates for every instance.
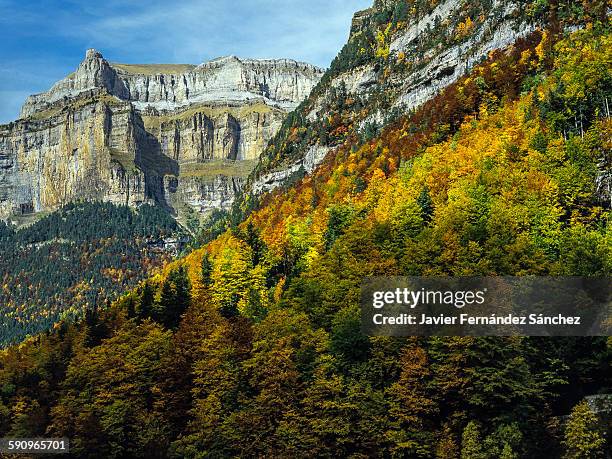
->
[0,51,323,221]
[245,0,590,197]
[0,201,186,345]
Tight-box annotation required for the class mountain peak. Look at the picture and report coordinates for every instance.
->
[196,55,242,69]
[85,48,104,61]
[210,55,240,63]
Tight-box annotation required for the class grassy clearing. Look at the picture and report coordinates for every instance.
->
[112,63,196,75]
[9,210,50,229]
[142,101,278,130]
[179,160,257,179]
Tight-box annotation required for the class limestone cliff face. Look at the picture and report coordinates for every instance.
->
[119,56,321,112]
[0,93,151,218]
[142,104,285,163]
[387,0,536,112]
[21,51,322,116]
[166,175,245,213]
[1,50,323,220]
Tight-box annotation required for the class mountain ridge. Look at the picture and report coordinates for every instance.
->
[20,49,323,118]
[246,0,544,198]
[0,49,324,223]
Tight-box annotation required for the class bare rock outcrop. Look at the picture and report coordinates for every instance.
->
[0,50,324,220]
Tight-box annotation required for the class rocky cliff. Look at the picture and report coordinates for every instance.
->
[0,92,152,218]
[21,51,321,117]
[249,0,545,195]
[0,50,323,221]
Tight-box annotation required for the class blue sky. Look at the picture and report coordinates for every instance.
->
[0,0,371,123]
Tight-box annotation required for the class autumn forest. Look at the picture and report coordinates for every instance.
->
[0,0,611,458]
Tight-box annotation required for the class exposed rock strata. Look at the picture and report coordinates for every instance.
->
[0,94,152,218]
[1,51,323,220]
[21,52,322,117]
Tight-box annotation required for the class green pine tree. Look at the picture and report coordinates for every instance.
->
[154,267,191,328]
[417,186,434,222]
[461,421,487,459]
[138,281,155,319]
[201,253,213,287]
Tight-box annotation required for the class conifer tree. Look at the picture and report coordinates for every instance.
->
[155,267,191,328]
[417,186,434,222]
[461,421,486,459]
[139,281,155,319]
[201,253,213,287]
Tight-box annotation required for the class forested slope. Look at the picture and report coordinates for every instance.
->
[0,202,184,345]
[0,2,610,458]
